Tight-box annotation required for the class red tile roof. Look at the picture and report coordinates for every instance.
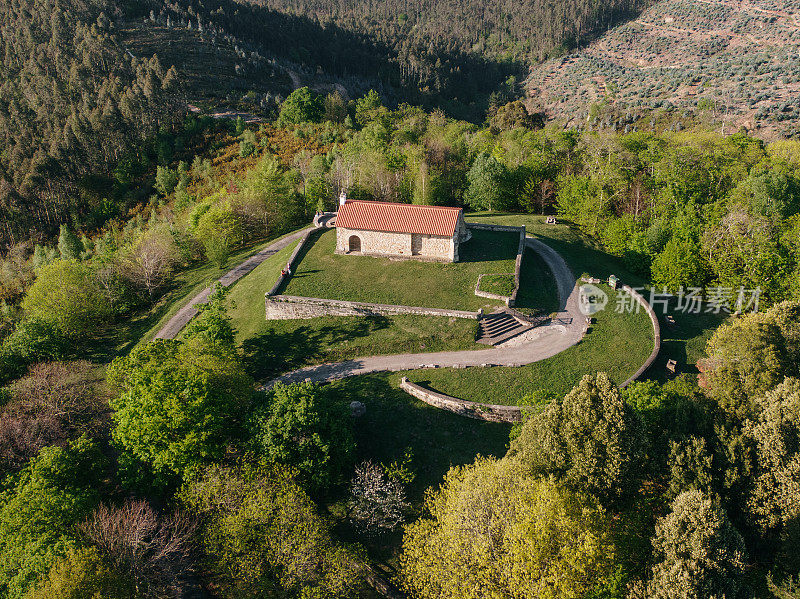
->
[336,200,462,237]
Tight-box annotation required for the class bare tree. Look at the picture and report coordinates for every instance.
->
[79,499,197,598]
[0,360,106,471]
[348,461,409,536]
[120,229,179,299]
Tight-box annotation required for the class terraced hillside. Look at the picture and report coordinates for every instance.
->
[527,0,800,137]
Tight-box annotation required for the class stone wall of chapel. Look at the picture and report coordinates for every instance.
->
[336,227,455,261]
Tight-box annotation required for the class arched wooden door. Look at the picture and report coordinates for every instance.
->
[348,235,361,253]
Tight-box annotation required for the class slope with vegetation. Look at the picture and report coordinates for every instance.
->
[527,0,800,137]
[2,32,800,597]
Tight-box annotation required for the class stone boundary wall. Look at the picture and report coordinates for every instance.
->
[465,223,526,307]
[400,377,524,423]
[266,228,320,296]
[619,284,661,387]
[265,295,480,321]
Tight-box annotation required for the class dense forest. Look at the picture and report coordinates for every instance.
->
[0,82,799,596]
[1,0,800,597]
[0,0,183,247]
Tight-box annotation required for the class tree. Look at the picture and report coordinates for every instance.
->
[464,152,512,211]
[107,338,252,479]
[194,205,244,267]
[348,461,409,536]
[235,154,296,236]
[645,490,747,599]
[651,235,710,292]
[154,166,178,197]
[179,463,365,598]
[239,128,257,158]
[58,225,83,260]
[323,91,348,123]
[25,547,137,599]
[400,457,617,599]
[489,101,545,131]
[79,500,196,597]
[701,311,794,417]
[119,227,179,298]
[667,436,715,500]
[0,361,103,472]
[251,382,354,491]
[746,377,800,533]
[278,87,324,125]
[510,373,645,500]
[0,437,103,598]
[22,260,112,338]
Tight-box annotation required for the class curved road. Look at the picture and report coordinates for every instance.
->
[264,237,586,388]
[154,227,314,340]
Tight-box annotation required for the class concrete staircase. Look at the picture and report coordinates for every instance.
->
[477,309,533,345]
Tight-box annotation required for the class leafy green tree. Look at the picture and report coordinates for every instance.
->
[489,100,544,131]
[154,166,178,197]
[400,457,618,599]
[107,338,252,480]
[746,377,800,533]
[24,547,137,599]
[236,154,297,236]
[667,436,715,500]
[239,128,257,158]
[702,312,793,417]
[354,89,383,126]
[58,225,82,261]
[194,205,244,267]
[278,87,324,125]
[184,284,236,345]
[464,152,512,211]
[645,490,747,599]
[323,91,348,123]
[179,463,365,598]
[251,382,354,491]
[22,260,111,338]
[651,235,710,292]
[511,373,645,501]
[0,437,103,598]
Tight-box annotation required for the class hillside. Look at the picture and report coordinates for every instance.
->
[526,0,800,137]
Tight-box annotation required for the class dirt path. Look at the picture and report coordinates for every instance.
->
[263,237,587,388]
[154,227,313,340]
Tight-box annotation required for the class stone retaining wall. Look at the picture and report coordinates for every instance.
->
[465,223,526,307]
[266,228,320,296]
[266,295,479,321]
[619,284,661,387]
[400,377,524,423]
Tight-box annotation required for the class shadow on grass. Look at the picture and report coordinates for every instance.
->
[241,315,391,380]
[460,229,520,263]
[322,374,510,502]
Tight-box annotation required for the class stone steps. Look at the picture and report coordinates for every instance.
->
[476,310,533,346]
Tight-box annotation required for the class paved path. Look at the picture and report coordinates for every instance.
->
[264,237,586,388]
[154,227,313,340]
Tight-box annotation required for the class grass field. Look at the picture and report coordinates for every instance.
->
[404,285,655,405]
[239,315,481,381]
[280,228,518,311]
[465,213,725,383]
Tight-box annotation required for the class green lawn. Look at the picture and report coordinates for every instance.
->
[280,228,518,311]
[477,273,515,297]
[404,285,655,405]
[125,228,308,353]
[239,315,481,381]
[226,240,301,341]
